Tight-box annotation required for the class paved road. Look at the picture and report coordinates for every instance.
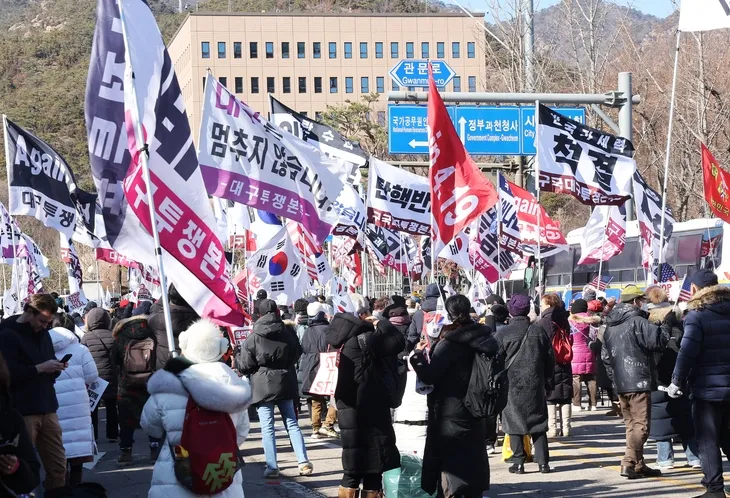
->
[84,403,722,497]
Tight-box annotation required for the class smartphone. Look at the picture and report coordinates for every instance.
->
[59,354,72,364]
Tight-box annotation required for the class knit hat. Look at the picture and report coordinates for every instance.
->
[582,287,597,302]
[691,269,718,290]
[258,299,278,316]
[131,300,152,316]
[256,289,268,300]
[486,295,505,306]
[83,301,98,316]
[179,320,228,364]
[587,300,604,313]
[508,294,532,317]
[571,298,588,314]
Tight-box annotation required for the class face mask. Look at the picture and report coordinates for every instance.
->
[640,303,649,312]
[373,311,384,320]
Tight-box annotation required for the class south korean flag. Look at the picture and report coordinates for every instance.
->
[245,227,309,303]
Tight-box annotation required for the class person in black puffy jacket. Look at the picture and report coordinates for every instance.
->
[147,284,199,372]
[671,270,730,497]
[81,308,119,442]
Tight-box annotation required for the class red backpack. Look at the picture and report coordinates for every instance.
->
[552,322,573,365]
[171,397,242,494]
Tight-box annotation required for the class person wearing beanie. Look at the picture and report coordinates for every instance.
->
[252,289,268,322]
[582,286,597,303]
[298,302,338,440]
[406,284,442,354]
[141,320,252,498]
[670,269,730,497]
[569,299,600,412]
[237,299,312,478]
[82,301,98,318]
[602,285,669,480]
[293,298,310,342]
[498,293,554,474]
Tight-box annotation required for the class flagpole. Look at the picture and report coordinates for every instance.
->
[2,116,20,304]
[534,100,542,293]
[659,30,682,266]
[497,173,503,292]
[596,210,610,293]
[231,223,237,276]
[95,258,102,302]
[117,0,177,357]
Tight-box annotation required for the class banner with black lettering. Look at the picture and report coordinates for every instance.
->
[60,234,88,308]
[410,237,431,282]
[367,158,431,236]
[536,104,635,205]
[3,117,97,239]
[577,205,626,265]
[364,224,411,275]
[633,171,674,276]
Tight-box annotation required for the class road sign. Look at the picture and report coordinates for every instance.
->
[389,60,455,89]
[521,107,585,155]
[387,105,456,154]
[454,107,521,155]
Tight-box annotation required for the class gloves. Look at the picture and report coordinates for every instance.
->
[666,383,683,399]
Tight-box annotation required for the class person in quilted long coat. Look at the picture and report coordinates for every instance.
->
[569,299,600,411]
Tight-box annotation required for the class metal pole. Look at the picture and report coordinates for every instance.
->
[618,72,635,221]
[659,33,681,266]
[535,100,541,291]
[230,224,237,275]
[388,91,641,106]
[117,0,177,357]
[523,0,535,93]
[95,259,102,302]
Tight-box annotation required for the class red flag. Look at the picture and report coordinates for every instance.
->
[427,65,498,257]
[702,143,730,224]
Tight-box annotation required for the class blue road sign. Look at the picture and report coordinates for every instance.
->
[388,104,456,154]
[454,107,521,155]
[389,60,456,89]
[520,107,585,155]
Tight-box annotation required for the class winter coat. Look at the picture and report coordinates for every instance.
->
[569,313,601,375]
[0,316,59,416]
[112,316,155,429]
[672,285,730,402]
[326,313,404,476]
[410,322,497,496]
[141,357,251,498]
[539,307,573,403]
[237,313,302,405]
[0,393,40,496]
[298,319,329,396]
[406,284,440,354]
[147,302,199,372]
[49,327,98,460]
[602,304,669,394]
[81,308,118,400]
[497,316,554,435]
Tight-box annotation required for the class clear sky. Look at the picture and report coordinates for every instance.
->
[449,0,676,19]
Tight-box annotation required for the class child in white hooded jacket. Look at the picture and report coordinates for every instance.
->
[141,319,252,498]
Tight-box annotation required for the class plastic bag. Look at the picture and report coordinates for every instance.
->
[501,434,533,463]
[383,453,436,498]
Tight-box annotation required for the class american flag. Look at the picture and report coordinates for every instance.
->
[589,275,613,291]
[677,276,693,303]
[657,263,679,283]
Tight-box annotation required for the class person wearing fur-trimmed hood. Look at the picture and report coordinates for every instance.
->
[569,299,601,411]
[141,319,252,498]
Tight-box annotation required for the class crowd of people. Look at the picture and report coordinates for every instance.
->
[0,270,728,498]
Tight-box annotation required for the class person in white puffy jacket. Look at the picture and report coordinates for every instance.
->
[49,313,99,486]
[141,319,252,498]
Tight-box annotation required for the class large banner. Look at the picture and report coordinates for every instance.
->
[85,0,242,325]
[60,234,86,296]
[198,74,342,245]
[329,184,367,239]
[536,104,635,206]
[0,202,22,264]
[367,158,431,236]
[678,0,730,31]
[364,224,411,275]
[3,117,97,239]
[701,143,730,225]
[577,205,627,265]
[470,205,521,283]
[633,171,675,275]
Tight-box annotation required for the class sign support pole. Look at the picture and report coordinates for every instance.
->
[534,100,542,293]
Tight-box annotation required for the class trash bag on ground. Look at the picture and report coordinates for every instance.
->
[383,452,436,498]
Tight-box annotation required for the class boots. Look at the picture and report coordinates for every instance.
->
[361,491,383,498]
[338,487,360,498]
[547,404,558,438]
[561,403,572,436]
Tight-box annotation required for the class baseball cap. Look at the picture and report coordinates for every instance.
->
[690,269,718,290]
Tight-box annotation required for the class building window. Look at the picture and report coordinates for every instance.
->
[218,42,226,58]
[453,76,461,92]
[297,42,305,59]
[391,41,399,58]
[234,42,242,59]
[375,42,383,59]
[251,77,259,94]
[330,77,338,93]
[437,42,445,58]
[202,77,206,92]
[329,42,337,59]
[376,76,384,93]
[392,80,399,91]
[267,77,275,93]
[344,42,352,59]
[235,77,243,93]
[421,42,429,58]
[406,42,414,58]
[219,76,227,88]
[452,42,460,58]
[361,76,369,93]
[201,41,210,58]
[377,111,386,126]
[301,112,308,117]
[281,77,290,94]
[345,77,353,94]
[313,42,321,59]
[360,42,368,59]
[250,42,258,58]
[467,42,475,58]
[315,111,322,121]
[298,77,307,93]
[314,77,322,93]
[468,76,476,92]
[266,42,274,58]
[281,42,290,59]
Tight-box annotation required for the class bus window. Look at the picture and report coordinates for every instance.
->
[544,248,574,276]
[619,269,635,282]
[699,229,722,269]
[603,239,641,273]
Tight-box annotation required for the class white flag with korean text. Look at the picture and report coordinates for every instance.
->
[577,205,627,265]
[679,0,730,32]
[633,171,674,276]
[60,234,87,297]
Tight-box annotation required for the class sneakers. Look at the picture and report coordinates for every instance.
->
[319,426,339,438]
[690,462,703,470]
[299,461,314,476]
[487,444,498,455]
[117,449,133,467]
[309,432,325,441]
[590,406,598,412]
[657,461,675,469]
[263,466,280,479]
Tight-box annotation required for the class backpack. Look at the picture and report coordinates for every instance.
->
[171,397,242,494]
[123,338,156,388]
[552,322,573,364]
[357,333,407,409]
[464,350,507,419]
